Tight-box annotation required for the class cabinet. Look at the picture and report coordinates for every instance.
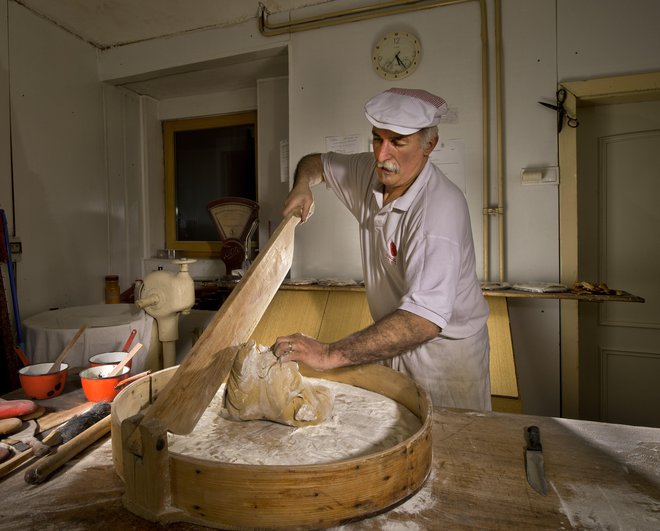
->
[251,286,521,413]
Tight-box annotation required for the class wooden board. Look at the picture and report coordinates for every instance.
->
[130,216,300,438]
[486,297,518,398]
[317,291,374,343]
[251,289,328,346]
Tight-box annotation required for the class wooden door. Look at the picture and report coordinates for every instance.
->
[577,100,660,427]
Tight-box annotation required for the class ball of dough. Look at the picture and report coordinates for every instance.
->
[225,340,334,427]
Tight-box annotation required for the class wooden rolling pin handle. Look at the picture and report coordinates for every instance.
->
[23,414,111,485]
[0,447,34,479]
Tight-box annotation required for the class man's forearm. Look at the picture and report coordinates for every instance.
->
[328,310,440,366]
[284,153,324,221]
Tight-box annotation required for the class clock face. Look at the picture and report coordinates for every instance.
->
[372,31,421,80]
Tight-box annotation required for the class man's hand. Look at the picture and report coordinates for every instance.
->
[283,183,315,222]
[272,333,337,371]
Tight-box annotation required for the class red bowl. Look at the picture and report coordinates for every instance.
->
[19,363,69,400]
[79,365,130,402]
[89,351,132,369]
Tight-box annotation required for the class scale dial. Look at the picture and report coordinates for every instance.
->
[207,198,259,241]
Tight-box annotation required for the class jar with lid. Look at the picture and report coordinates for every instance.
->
[105,275,120,304]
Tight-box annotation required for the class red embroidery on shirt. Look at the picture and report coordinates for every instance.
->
[390,241,398,257]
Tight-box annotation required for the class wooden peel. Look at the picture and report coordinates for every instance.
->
[108,342,142,377]
[47,325,87,373]
[129,215,300,442]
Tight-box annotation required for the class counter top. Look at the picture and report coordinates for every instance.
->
[482,288,645,303]
[1,384,658,529]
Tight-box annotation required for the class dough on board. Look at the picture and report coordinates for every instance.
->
[225,340,334,427]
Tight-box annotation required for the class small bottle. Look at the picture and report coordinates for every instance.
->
[105,275,120,304]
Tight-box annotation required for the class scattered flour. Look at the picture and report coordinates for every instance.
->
[168,378,422,465]
[554,482,660,529]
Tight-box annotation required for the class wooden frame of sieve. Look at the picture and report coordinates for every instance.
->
[112,363,433,530]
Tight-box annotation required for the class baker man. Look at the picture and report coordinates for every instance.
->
[274,88,491,410]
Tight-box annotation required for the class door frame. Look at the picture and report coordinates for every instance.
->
[558,71,660,417]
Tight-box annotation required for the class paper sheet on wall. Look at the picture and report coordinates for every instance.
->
[280,139,289,183]
[325,134,362,154]
[430,138,465,194]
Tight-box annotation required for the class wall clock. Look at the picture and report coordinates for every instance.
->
[372,31,421,80]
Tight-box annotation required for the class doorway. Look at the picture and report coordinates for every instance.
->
[577,100,660,426]
[559,72,660,425]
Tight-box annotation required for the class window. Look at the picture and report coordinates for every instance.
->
[163,111,257,256]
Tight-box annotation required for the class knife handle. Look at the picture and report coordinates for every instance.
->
[527,425,543,451]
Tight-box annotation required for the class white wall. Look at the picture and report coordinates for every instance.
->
[500,0,560,416]
[5,2,107,317]
[557,0,660,80]
[256,76,290,249]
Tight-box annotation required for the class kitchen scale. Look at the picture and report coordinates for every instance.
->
[207,197,259,275]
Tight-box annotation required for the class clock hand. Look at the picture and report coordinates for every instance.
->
[395,52,406,68]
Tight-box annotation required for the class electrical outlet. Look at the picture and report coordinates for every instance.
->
[521,167,559,185]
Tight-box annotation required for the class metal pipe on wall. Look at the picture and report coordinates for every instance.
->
[258,0,505,282]
[494,0,504,281]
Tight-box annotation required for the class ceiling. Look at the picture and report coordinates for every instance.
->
[13,0,323,99]
[16,0,290,49]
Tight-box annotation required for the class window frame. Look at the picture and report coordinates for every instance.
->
[163,111,258,257]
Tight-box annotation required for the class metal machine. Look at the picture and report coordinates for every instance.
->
[135,258,196,368]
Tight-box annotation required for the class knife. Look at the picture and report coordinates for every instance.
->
[525,425,548,495]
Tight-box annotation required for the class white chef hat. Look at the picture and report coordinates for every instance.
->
[364,88,448,135]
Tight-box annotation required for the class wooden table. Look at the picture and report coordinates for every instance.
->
[1,385,658,530]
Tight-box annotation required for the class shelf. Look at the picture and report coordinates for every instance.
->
[482,289,644,303]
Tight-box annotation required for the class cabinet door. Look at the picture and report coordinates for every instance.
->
[250,290,328,346]
[316,291,374,344]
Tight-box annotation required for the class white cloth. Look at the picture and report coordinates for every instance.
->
[387,323,490,410]
[322,152,490,409]
[23,304,154,373]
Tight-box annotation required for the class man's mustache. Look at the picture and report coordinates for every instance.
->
[377,161,400,173]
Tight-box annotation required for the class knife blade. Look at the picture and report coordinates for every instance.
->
[525,425,548,495]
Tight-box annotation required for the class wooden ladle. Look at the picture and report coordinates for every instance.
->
[108,342,143,377]
[47,325,87,373]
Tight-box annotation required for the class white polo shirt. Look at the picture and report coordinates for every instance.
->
[322,152,488,337]
[321,152,491,410]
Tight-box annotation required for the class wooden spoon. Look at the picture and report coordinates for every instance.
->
[47,325,87,373]
[108,342,143,377]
